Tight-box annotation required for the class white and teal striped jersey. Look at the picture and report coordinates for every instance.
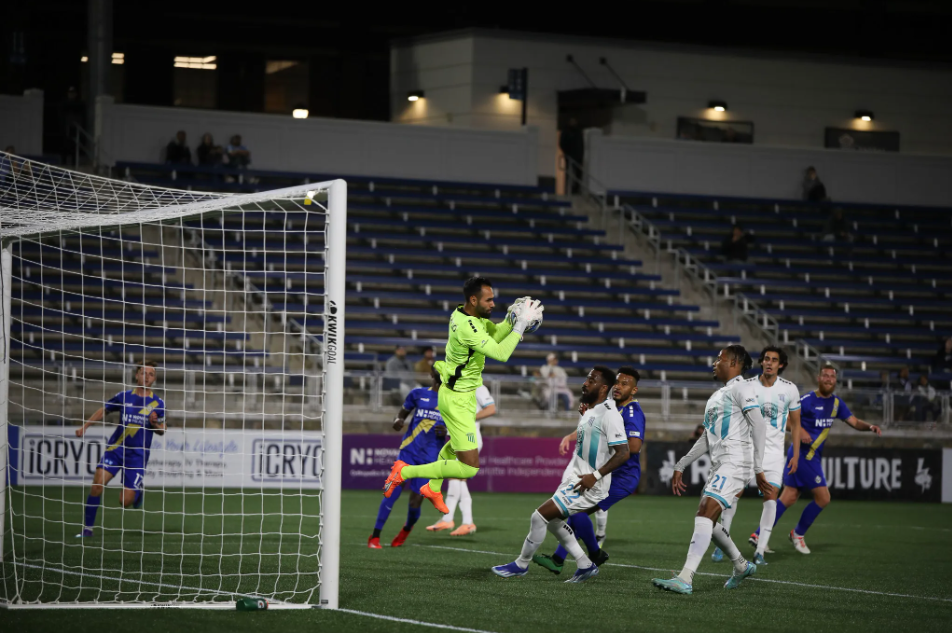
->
[751,376,802,458]
[569,398,627,493]
[702,375,761,468]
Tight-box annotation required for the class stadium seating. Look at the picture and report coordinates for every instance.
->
[610,189,952,388]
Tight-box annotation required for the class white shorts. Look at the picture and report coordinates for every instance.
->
[703,461,751,510]
[746,448,785,491]
[475,422,483,452]
[551,475,609,518]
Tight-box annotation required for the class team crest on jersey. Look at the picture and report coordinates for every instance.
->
[815,476,822,484]
[761,403,779,419]
[704,406,718,428]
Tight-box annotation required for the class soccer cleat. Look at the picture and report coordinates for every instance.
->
[426,520,455,532]
[391,528,411,548]
[789,530,811,554]
[532,554,564,575]
[491,562,529,578]
[367,536,382,549]
[652,576,693,595]
[76,528,94,538]
[419,483,449,514]
[711,547,724,562]
[749,531,775,553]
[592,549,610,567]
[565,564,599,583]
[596,533,606,548]
[753,552,767,565]
[724,561,757,589]
[382,460,408,498]
[450,523,476,536]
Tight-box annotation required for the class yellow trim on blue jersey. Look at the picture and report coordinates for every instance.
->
[831,397,840,419]
[398,419,439,450]
[806,427,830,461]
[106,424,142,452]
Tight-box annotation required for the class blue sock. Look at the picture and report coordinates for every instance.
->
[133,490,143,505]
[84,495,101,528]
[795,501,822,536]
[755,499,787,535]
[405,506,422,531]
[374,484,403,532]
[569,514,600,557]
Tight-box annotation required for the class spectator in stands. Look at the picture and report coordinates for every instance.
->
[721,225,755,261]
[560,118,584,194]
[226,134,251,168]
[895,365,914,421]
[801,166,828,202]
[931,337,952,373]
[197,133,224,167]
[414,345,435,375]
[911,374,940,423]
[166,131,192,165]
[822,208,851,242]
[385,345,415,398]
[537,353,574,412]
[690,424,705,441]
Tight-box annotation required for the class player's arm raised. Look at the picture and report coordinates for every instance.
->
[843,415,882,436]
[672,434,708,496]
[75,406,106,438]
[484,296,529,343]
[462,300,543,362]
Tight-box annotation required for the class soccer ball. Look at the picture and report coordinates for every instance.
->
[508,302,543,334]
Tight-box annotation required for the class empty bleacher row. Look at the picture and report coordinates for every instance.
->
[612,189,952,389]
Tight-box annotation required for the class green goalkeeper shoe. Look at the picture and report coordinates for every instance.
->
[532,554,564,575]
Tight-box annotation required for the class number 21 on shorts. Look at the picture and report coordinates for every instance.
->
[710,474,727,491]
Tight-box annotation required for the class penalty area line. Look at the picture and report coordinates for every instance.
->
[414,544,952,604]
[338,608,502,633]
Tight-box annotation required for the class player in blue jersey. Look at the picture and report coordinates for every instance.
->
[369,365,447,549]
[532,366,646,575]
[75,361,166,537]
[750,363,881,555]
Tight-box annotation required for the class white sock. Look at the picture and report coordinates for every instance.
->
[712,523,747,573]
[516,510,548,569]
[459,480,474,525]
[678,516,713,584]
[757,500,776,555]
[442,479,461,523]
[548,518,593,569]
[594,509,608,538]
[720,499,738,533]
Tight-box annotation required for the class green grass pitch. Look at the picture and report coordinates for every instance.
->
[3,488,951,632]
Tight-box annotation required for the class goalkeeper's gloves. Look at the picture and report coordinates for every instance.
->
[507,296,532,319]
[512,299,544,335]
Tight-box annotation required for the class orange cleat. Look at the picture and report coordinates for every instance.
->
[450,523,477,536]
[420,483,449,514]
[367,536,382,549]
[383,460,408,498]
[391,528,412,548]
[426,520,455,532]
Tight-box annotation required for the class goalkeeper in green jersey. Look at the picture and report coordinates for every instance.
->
[383,276,543,512]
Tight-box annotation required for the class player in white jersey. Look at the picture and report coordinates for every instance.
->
[428,384,495,535]
[652,345,770,594]
[711,346,801,564]
[491,367,629,583]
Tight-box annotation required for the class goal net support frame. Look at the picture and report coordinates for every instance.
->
[0,157,346,609]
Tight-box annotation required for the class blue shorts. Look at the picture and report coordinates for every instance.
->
[596,471,640,512]
[782,452,827,491]
[98,450,147,491]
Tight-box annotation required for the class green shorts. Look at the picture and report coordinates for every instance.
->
[437,386,479,453]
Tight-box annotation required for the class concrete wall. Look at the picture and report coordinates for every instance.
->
[95,97,539,186]
[587,132,952,208]
[0,90,44,156]
[391,30,952,180]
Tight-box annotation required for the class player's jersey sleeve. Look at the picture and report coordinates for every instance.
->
[833,396,853,421]
[475,385,494,409]
[624,404,646,439]
[483,315,514,343]
[154,397,166,423]
[786,383,802,411]
[402,389,419,412]
[605,409,627,447]
[731,379,759,414]
[454,312,520,363]
[104,392,126,414]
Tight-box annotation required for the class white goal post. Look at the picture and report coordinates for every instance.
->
[0,153,346,609]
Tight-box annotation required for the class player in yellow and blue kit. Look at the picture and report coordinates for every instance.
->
[75,361,166,537]
[752,363,880,554]
[369,367,446,549]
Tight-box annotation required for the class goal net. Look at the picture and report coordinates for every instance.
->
[0,152,346,609]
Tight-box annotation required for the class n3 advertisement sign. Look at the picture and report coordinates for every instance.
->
[645,441,942,502]
[6,426,323,489]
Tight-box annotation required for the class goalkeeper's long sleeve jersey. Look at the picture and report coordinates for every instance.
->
[439,305,520,392]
